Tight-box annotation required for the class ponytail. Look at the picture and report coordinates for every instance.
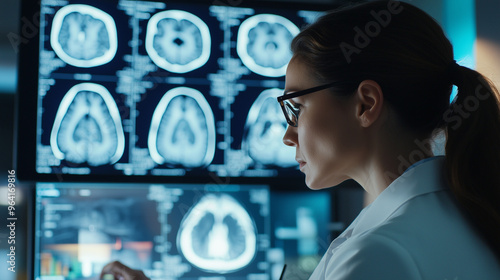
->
[444,65,500,259]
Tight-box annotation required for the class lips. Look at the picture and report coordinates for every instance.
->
[299,162,306,170]
[296,158,306,170]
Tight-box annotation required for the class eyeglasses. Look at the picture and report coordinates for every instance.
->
[277,82,345,127]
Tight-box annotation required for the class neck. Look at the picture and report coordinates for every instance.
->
[351,128,435,198]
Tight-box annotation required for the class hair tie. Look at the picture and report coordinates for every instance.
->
[445,60,461,86]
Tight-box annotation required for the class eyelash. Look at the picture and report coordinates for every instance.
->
[292,103,302,114]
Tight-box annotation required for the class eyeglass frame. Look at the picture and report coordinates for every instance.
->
[277,81,350,127]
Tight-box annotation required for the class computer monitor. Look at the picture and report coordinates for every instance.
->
[269,191,332,279]
[33,182,271,280]
[15,0,333,185]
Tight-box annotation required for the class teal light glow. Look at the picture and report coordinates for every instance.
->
[0,66,17,93]
[443,0,476,102]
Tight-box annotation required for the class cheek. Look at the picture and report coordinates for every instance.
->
[299,118,338,159]
[300,109,363,167]
[312,124,344,160]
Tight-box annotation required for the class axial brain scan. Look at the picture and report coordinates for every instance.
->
[146,10,211,73]
[243,88,297,167]
[50,4,118,67]
[177,194,257,273]
[148,87,216,168]
[237,14,299,77]
[50,83,125,166]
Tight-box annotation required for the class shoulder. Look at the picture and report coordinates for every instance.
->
[326,232,422,280]
[321,189,451,280]
[323,189,500,280]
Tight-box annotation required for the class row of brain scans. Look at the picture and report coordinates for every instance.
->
[51,4,299,76]
[50,84,296,168]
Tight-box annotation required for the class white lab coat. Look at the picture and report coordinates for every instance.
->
[309,156,500,279]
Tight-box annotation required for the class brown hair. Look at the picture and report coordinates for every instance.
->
[291,1,500,258]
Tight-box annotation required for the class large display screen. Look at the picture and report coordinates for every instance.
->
[33,183,272,280]
[16,0,329,183]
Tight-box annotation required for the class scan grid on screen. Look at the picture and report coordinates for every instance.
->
[34,0,323,179]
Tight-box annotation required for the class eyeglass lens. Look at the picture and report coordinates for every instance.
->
[284,100,298,126]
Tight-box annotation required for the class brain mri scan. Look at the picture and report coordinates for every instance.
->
[237,14,299,77]
[148,87,216,168]
[50,83,125,166]
[146,10,211,73]
[242,88,297,167]
[50,4,118,68]
[177,194,257,273]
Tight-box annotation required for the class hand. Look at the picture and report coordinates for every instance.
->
[100,261,150,280]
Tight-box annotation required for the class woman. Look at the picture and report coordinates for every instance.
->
[102,1,500,279]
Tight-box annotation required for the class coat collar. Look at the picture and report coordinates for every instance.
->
[351,156,448,236]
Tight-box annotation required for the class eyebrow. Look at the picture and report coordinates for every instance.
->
[284,89,299,95]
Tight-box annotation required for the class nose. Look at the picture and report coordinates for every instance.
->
[282,125,298,147]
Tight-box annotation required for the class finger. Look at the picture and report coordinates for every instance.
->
[132,269,149,280]
[100,260,118,278]
[100,261,135,280]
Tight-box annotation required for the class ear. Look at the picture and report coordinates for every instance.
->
[354,80,384,128]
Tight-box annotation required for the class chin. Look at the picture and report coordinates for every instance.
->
[305,174,349,190]
[305,178,332,190]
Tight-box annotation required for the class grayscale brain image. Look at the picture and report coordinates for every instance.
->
[146,10,211,73]
[237,14,300,77]
[50,4,118,67]
[148,87,216,168]
[177,194,257,273]
[243,88,296,167]
[50,83,125,166]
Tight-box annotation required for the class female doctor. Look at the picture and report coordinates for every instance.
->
[102,1,500,279]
